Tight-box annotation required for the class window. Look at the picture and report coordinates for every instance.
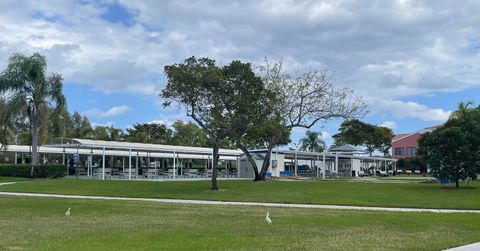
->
[394,147,404,156]
[406,147,417,155]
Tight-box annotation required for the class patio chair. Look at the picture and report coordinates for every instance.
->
[188,169,198,178]
[146,169,159,179]
[122,169,137,179]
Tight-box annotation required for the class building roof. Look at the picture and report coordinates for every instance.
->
[44,138,243,157]
[0,144,240,160]
[329,144,360,152]
[392,134,409,141]
[392,124,442,143]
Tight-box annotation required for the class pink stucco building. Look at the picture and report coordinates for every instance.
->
[392,125,441,160]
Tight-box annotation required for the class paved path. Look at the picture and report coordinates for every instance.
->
[1,191,480,214]
[0,182,17,186]
[444,242,480,251]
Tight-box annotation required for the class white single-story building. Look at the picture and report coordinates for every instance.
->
[1,139,395,180]
[239,145,395,178]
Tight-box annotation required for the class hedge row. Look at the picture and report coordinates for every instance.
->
[0,164,66,178]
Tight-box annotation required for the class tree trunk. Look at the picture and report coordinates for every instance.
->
[456,178,459,188]
[236,143,263,181]
[258,144,275,181]
[211,143,219,190]
[30,119,40,177]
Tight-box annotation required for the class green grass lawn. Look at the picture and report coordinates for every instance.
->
[1,178,479,209]
[1,195,479,250]
[0,176,28,183]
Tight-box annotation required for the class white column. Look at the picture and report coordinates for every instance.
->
[351,157,353,177]
[335,154,338,174]
[88,150,93,177]
[236,157,240,178]
[102,147,105,180]
[316,154,320,178]
[14,152,17,165]
[122,156,125,177]
[173,151,176,179]
[62,148,65,165]
[128,148,132,180]
[136,152,139,178]
[322,151,326,179]
[294,152,298,176]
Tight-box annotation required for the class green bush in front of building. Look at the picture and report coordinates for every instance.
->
[0,164,66,178]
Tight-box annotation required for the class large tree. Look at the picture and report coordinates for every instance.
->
[0,98,15,149]
[333,119,393,156]
[162,56,226,190]
[215,60,290,181]
[249,60,366,179]
[418,102,480,188]
[125,123,172,144]
[171,120,210,147]
[0,53,66,170]
[74,112,95,139]
[299,131,326,152]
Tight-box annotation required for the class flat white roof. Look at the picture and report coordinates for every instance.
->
[45,138,243,157]
[1,143,240,161]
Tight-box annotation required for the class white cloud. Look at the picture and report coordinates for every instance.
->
[83,105,132,118]
[0,0,478,100]
[380,121,397,130]
[320,131,331,140]
[371,99,451,122]
[91,122,114,128]
[0,0,478,127]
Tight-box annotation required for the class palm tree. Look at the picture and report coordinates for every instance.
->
[0,53,65,169]
[450,101,475,120]
[0,98,15,150]
[298,130,326,152]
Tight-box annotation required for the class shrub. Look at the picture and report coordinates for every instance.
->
[0,164,66,178]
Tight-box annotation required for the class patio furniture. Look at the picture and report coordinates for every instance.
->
[167,168,175,178]
[93,168,111,179]
[146,169,159,179]
[75,167,87,177]
[122,169,137,179]
[188,169,198,178]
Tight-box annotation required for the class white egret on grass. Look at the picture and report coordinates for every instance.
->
[266,212,272,224]
[66,208,71,217]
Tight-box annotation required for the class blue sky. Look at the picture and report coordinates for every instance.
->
[1,0,479,147]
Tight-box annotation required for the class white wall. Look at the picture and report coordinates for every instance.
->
[239,152,286,178]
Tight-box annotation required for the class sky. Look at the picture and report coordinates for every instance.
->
[0,0,479,147]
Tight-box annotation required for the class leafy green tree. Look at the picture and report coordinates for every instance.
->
[108,127,124,141]
[0,53,66,169]
[46,106,74,140]
[299,131,326,152]
[333,119,393,156]
[125,123,172,144]
[71,112,94,138]
[418,102,480,188]
[216,60,290,181]
[396,156,426,173]
[0,98,15,149]
[162,56,226,190]
[93,126,110,141]
[171,120,209,147]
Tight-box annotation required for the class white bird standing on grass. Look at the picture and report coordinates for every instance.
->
[265,212,272,225]
[66,208,71,218]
